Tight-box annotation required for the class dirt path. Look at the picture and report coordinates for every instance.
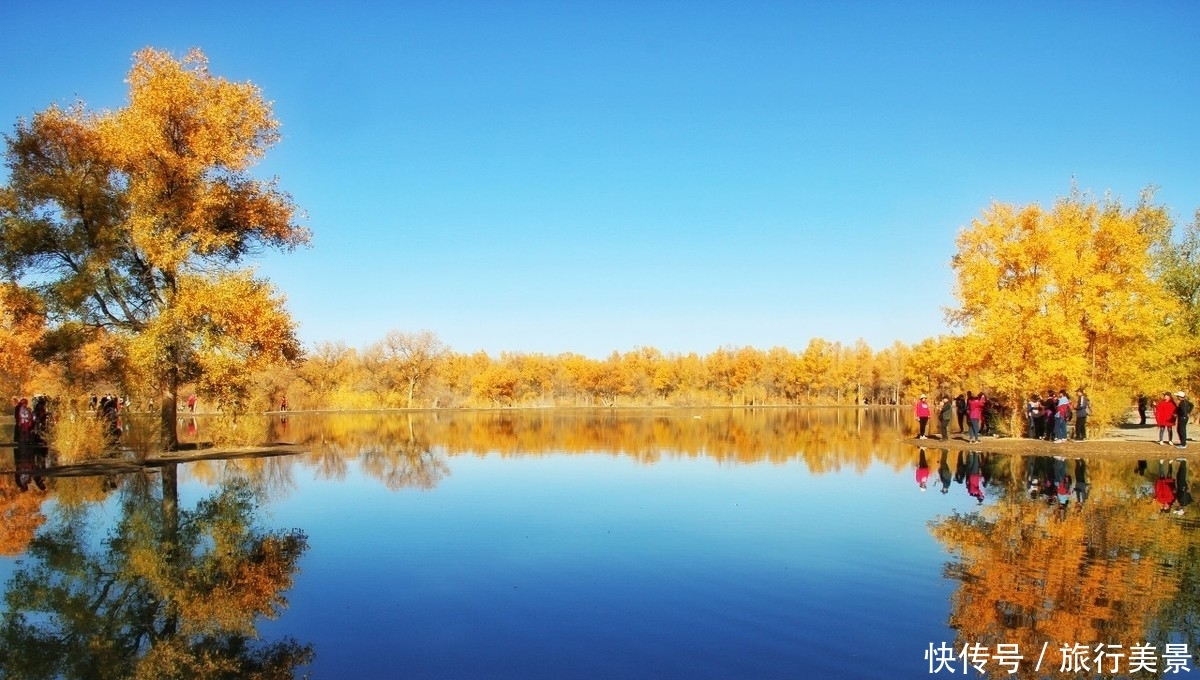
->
[904,413,1190,460]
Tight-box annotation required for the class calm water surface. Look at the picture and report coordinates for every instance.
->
[1,409,1196,679]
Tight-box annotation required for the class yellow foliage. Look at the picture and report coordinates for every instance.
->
[46,409,112,463]
[948,190,1177,427]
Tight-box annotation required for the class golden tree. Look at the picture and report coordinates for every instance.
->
[947,189,1175,429]
[0,48,308,448]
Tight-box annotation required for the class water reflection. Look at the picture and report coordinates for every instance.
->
[0,467,312,679]
[930,452,1200,676]
[2,410,1199,678]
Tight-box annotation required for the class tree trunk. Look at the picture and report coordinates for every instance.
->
[160,364,179,451]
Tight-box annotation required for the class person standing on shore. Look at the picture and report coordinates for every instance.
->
[1027,393,1043,439]
[1074,388,1091,441]
[1156,392,1178,445]
[938,396,953,441]
[1042,391,1058,442]
[914,395,931,439]
[1176,391,1193,449]
[967,392,986,443]
[1054,390,1070,443]
[954,394,967,433]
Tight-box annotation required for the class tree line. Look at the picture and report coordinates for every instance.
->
[2,48,1198,448]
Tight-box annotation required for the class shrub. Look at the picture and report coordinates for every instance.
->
[46,411,110,464]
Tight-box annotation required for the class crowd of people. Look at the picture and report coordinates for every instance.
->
[1148,391,1194,449]
[11,393,128,446]
[1023,389,1091,443]
[913,392,997,443]
[914,388,1194,448]
[12,395,51,446]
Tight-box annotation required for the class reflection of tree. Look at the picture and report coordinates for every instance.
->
[0,469,312,679]
[0,475,48,557]
[279,408,919,478]
[359,416,449,491]
[931,490,1190,678]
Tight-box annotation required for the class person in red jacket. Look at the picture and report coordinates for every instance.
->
[966,393,986,443]
[914,395,931,439]
[1156,392,1178,445]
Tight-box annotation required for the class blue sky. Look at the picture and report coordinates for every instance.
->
[2,1,1197,357]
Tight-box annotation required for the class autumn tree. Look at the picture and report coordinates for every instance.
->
[947,189,1175,430]
[0,48,307,449]
[1150,207,1200,391]
[379,329,448,408]
[0,284,44,395]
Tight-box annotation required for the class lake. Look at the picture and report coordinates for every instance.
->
[1,408,1196,679]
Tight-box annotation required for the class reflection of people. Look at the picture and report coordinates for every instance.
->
[13,431,47,492]
[914,395,931,439]
[938,450,952,494]
[1176,458,1192,514]
[916,448,930,491]
[1156,393,1177,445]
[966,452,985,504]
[1052,458,1072,509]
[1156,461,1178,513]
[1074,459,1090,505]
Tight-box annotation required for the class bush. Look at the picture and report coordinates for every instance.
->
[46,412,111,464]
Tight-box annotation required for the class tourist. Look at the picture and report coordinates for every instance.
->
[1074,388,1090,441]
[1054,390,1070,443]
[14,398,33,444]
[914,395,931,439]
[1026,393,1042,439]
[966,392,986,443]
[937,396,953,441]
[1042,391,1058,442]
[954,394,967,433]
[1176,391,1193,449]
[1138,394,1148,426]
[1156,392,1177,445]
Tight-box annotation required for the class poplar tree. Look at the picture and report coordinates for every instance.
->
[0,48,309,449]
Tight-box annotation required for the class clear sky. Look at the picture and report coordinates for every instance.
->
[1,1,1197,358]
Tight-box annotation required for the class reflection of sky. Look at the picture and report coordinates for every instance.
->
[241,449,972,679]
